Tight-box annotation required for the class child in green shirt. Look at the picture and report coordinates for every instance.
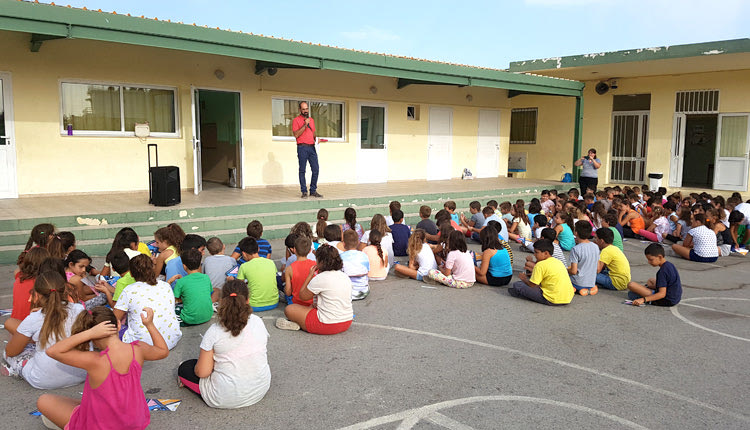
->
[173,248,213,325]
[236,237,279,311]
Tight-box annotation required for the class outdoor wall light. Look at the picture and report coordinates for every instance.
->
[214,69,225,80]
[466,94,473,102]
[370,86,378,94]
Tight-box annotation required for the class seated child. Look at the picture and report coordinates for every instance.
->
[459,201,485,237]
[284,236,316,306]
[314,208,330,241]
[385,200,401,226]
[553,212,576,251]
[568,221,600,296]
[486,199,500,216]
[166,234,207,287]
[627,243,682,307]
[65,250,109,308]
[3,271,87,389]
[340,230,370,300]
[390,209,411,257]
[499,201,514,228]
[173,249,213,325]
[114,255,182,350]
[444,200,459,224]
[471,207,508,241]
[427,230,476,288]
[236,237,279,311]
[322,224,345,253]
[594,228,631,291]
[475,226,513,287]
[177,281,270,409]
[276,245,353,335]
[394,229,437,281]
[524,228,567,266]
[671,213,718,263]
[342,207,364,240]
[231,220,272,262]
[602,213,624,252]
[508,200,532,243]
[416,205,439,239]
[37,306,168,429]
[152,224,185,276]
[8,247,49,332]
[202,237,237,293]
[540,190,555,216]
[363,230,389,280]
[112,251,136,303]
[509,239,575,306]
[532,214,549,239]
[360,214,394,268]
[639,206,671,243]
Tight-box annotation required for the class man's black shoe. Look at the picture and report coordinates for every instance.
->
[301,192,308,198]
[310,191,323,198]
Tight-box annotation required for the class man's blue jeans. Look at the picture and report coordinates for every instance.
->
[297,144,319,193]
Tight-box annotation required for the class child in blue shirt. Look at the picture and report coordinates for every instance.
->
[230,220,272,263]
[340,230,370,300]
[627,243,682,306]
[390,209,411,257]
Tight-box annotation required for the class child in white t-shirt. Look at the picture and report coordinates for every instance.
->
[394,229,437,281]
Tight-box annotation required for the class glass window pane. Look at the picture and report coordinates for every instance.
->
[123,87,175,133]
[62,83,121,131]
[272,99,304,137]
[719,115,748,157]
[360,106,384,149]
[311,101,343,139]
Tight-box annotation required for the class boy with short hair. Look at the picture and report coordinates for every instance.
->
[416,205,438,238]
[471,207,508,241]
[236,237,279,311]
[173,248,213,325]
[568,188,581,201]
[509,239,574,305]
[385,200,401,226]
[486,200,500,216]
[568,221,600,296]
[627,243,682,306]
[499,201,514,227]
[340,230,370,300]
[390,209,411,256]
[231,220,272,262]
[112,251,135,303]
[202,237,236,292]
[459,201,485,237]
[284,236,316,306]
[444,201,459,224]
[594,228,631,291]
[602,213,624,252]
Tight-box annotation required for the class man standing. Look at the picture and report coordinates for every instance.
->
[293,101,322,198]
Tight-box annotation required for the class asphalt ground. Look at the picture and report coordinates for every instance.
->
[1,237,748,429]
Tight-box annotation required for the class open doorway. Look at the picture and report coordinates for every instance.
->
[682,115,717,188]
[194,89,242,191]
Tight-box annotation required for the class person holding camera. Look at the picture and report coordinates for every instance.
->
[293,101,323,199]
[574,148,601,193]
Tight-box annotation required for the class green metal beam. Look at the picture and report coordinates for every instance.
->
[0,1,584,97]
[397,78,466,89]
[572,96,584,182]
[29,32,65,52]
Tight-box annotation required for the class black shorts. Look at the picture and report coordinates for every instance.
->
[486,273,512,287]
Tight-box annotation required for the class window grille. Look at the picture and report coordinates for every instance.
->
[675,90,719,114]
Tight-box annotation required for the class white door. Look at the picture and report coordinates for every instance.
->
[428,107,452,180]
[191,88,202,195]
[669,113,686,187]
[475,109,500,178]
[610,111,649,183]
[0,73,18,198]
[356,103,387,183]
[713,113,750,191]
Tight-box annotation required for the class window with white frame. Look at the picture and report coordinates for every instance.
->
[61,82,178,136]
[272,98,344,140]
[509,108,538,144]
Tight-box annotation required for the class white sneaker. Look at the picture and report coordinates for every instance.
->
[275,318,300,331]
[41,415,62,430]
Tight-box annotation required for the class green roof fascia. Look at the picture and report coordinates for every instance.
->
[0,0,583,96]
[509,38,750,72]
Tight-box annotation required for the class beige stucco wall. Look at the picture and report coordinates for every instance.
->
[2,30,523,195]
[580,69,750,191]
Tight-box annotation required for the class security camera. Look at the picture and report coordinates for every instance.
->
[608,79,618,89]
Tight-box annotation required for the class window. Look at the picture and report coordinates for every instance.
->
[509,108,537,144]
[61,82,177,136]
[675,90,719,114]
[272,98,345,141]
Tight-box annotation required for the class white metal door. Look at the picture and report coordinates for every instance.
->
[191,88,202,195]
[669,113,686,187]
[356,103,388,183]
[610,111,649,184]
[713,113,750,191]
[428,107,452,180]
[0,73,18,198]
[475,109,500,178]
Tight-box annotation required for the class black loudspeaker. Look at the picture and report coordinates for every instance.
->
[149,166,181,206]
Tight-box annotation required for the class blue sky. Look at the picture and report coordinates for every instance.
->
[40,0,749,69]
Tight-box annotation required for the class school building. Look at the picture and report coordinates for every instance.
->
[0,0,584,200]
[509,39,750,193]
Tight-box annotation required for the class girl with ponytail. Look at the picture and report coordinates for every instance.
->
[363,229,389,280]
[37,306,168,430]
[15,223,55,275]
[177,280,271,409]
[3,271,87,389]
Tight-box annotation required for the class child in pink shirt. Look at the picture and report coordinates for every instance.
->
[427,230,476,288]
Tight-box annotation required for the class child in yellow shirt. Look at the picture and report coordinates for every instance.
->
[509,239,574,305]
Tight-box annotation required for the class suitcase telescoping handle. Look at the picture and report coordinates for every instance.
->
[148,143,158,168]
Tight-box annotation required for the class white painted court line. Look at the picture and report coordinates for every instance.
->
[339,396,649,430]
[352,322,750,424]
[671,297,750,343]
[424,412,476,430]
[678,302,750,318]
